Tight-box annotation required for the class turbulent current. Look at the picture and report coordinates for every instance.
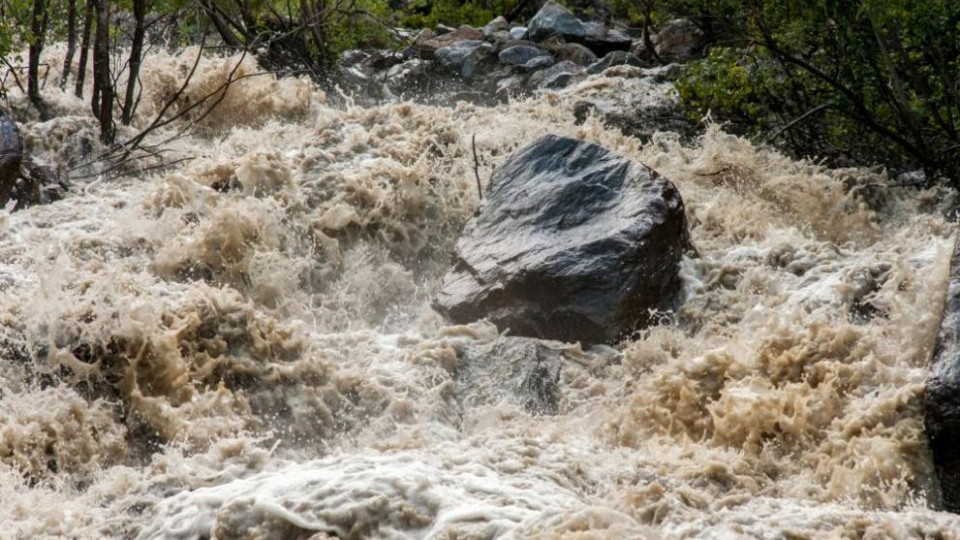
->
[2,44,960,539]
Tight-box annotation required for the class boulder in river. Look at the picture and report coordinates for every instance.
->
[527,1,585,42]
[0,111,23,205]
[926,234,960,512]
[434,134,690,344]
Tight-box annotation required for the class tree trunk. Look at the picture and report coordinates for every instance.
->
[75,0,94,98]
[122,0,147,125]
[28,0,48,118]
[60,0,78,90]
[93,0,113,144]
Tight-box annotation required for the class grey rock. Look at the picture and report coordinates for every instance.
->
[498,45,551,66]
[457,337,563,415]
[519,55,555,72]
[557,42,597,66]
[434,134,689,344]
[435,41,494,79]
[418,26,485,55]
[528,60,582,89]
[528,0,585,41]
[586,50,647,74]
[484,16,510,37]
[509,26,528,40]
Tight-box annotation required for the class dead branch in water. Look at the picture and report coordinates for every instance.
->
[472,134,483,201]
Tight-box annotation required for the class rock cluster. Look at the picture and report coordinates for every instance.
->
[338,1,703,104]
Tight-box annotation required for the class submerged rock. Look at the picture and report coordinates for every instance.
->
[457,337,562,414]
[0,111,23,205]
[527,1,585,41]
[434,134,689,344]
[926,234,960,512]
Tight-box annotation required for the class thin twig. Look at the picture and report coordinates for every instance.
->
[471,134,482,200]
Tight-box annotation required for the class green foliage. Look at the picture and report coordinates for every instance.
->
[668,0,960,180]
[400,0,515,30]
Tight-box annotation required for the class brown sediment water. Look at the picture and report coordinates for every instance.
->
[1,44,960,539]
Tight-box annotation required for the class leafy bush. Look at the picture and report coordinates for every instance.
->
[668,0,960,182]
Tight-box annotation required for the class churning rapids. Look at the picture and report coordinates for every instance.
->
[2,43,960,540]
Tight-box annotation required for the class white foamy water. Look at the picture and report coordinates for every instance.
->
[1,45,960,540]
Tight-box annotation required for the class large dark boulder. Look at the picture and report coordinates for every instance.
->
[527,1,585,42]
[0,111,22,205]
[456,337,562,415]
[434,134,689,344]
[926,234,960,512]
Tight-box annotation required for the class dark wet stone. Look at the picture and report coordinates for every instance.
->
[528,60,583,89]
[926,235,960,512]
[434,134,690,344]
[0,111,22,205]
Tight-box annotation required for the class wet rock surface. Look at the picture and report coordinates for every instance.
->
[456,337,563,415]
[0,111,23,204]
[434,134,689,344]
[926,234,960,512]
[0,112,67,210]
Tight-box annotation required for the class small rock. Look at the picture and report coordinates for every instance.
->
[586,50,648,74]
[528,60,582,89]
[509,26,528,40]
[537,35,568,54]
[9,157,67,210]
[434,134,689,344]
[527,0,585,41]
[557,43,597,66]
[519,55,555,72]
[499,45,551,66]
[484,16,510,37]
[419,26,486,55]
[436,24,455,35]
